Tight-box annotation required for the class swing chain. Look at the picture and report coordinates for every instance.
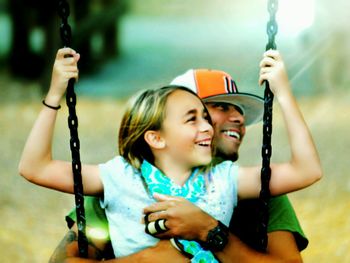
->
[266,0,278,50]
[57,0,88,258]
[58,0,72,47]
[257,0,278,252]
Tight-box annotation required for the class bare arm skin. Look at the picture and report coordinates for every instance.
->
[65,234,301,263]
[238,50,322,199]
[49,230,106,263]
[18,48,102,195]
[60,228,188,263]
[216,231,302,263]
[144,194,303,263]
[49,230,78,263]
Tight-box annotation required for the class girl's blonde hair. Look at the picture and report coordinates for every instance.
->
[118,85,209,169]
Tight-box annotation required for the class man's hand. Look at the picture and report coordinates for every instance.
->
[49,226,110,263]
[143,193,217,242]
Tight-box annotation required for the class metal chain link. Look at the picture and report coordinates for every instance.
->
[257,0,278,252]
[57,0,88,257]
[266,0,278,50]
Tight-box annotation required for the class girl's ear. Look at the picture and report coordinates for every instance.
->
[144,130,165,149]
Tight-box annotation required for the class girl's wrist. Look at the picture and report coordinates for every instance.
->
[42,100,61,110]
[45,90,63,107]
[275,88,294,106]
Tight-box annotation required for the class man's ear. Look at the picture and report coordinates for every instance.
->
[144,130,165,149]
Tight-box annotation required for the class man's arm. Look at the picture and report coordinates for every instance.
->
[144,193,303,263]
[57,211,302,263]
[51,194,189,262]
[58,194,303,262]
[267,231,302,261]
[103,240,189,263]
[216,231,302,263]
[49,226,110,262]
[60,239,189,263]
[61,234,300,263]
[50,224,188,263]
[49,230,78,263]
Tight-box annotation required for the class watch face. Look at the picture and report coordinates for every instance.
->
[212,232,226,249]
[207,222,229,251]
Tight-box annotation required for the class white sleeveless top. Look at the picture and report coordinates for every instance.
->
[99,156,238,257]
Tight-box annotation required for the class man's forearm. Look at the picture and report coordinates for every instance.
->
[49,230,77,263]
[143,195,302,262]
[215,232,302,263]
[108,240,188,263]
[216,233,269,263]
[49,230,104,262]
[65,240,189,263]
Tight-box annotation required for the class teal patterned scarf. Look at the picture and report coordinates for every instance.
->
[141,160,218,263]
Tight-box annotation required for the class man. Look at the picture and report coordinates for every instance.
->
[50,68,307,262]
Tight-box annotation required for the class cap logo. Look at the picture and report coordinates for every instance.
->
[224,76,238,94]
[195,70,239,98]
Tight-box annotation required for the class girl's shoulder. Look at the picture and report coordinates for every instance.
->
[208,160,239,178]
[99,156,141,187]
[211,160,238,170]
[99,156,136,173]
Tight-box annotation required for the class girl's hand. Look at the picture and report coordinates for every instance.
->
[258,50,291,100]
[46,48,80,105]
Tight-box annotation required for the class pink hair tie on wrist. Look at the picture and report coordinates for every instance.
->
[42,100,61,110]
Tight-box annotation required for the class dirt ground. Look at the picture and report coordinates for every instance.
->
[0,72,349,262]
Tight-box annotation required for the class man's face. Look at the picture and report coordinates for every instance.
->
[205,102,246,161]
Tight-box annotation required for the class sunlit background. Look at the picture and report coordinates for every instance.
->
[0,0,349,262]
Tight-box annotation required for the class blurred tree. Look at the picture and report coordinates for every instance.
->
[72,0,127,72]
[9,0,57,79]
[7,0,127,89]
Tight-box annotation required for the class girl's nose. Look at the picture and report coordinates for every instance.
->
[200,118,214,134]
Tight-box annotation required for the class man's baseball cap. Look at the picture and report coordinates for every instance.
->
[170,69,264,126]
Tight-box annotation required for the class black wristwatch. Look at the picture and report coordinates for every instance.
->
[202,221,229,252]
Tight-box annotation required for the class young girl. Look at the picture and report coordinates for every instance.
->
[19,48,322,260]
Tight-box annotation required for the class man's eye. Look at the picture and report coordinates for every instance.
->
[215,104,228,111]
[234,106,244,115]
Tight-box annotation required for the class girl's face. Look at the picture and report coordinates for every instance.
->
[160,89,214,168]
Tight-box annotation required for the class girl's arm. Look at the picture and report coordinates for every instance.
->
[18,48,102,195]
[238,50,322,199]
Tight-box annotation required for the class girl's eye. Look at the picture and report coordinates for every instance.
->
[186,116,196,123]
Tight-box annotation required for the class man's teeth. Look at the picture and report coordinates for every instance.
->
[224,131,240,140]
